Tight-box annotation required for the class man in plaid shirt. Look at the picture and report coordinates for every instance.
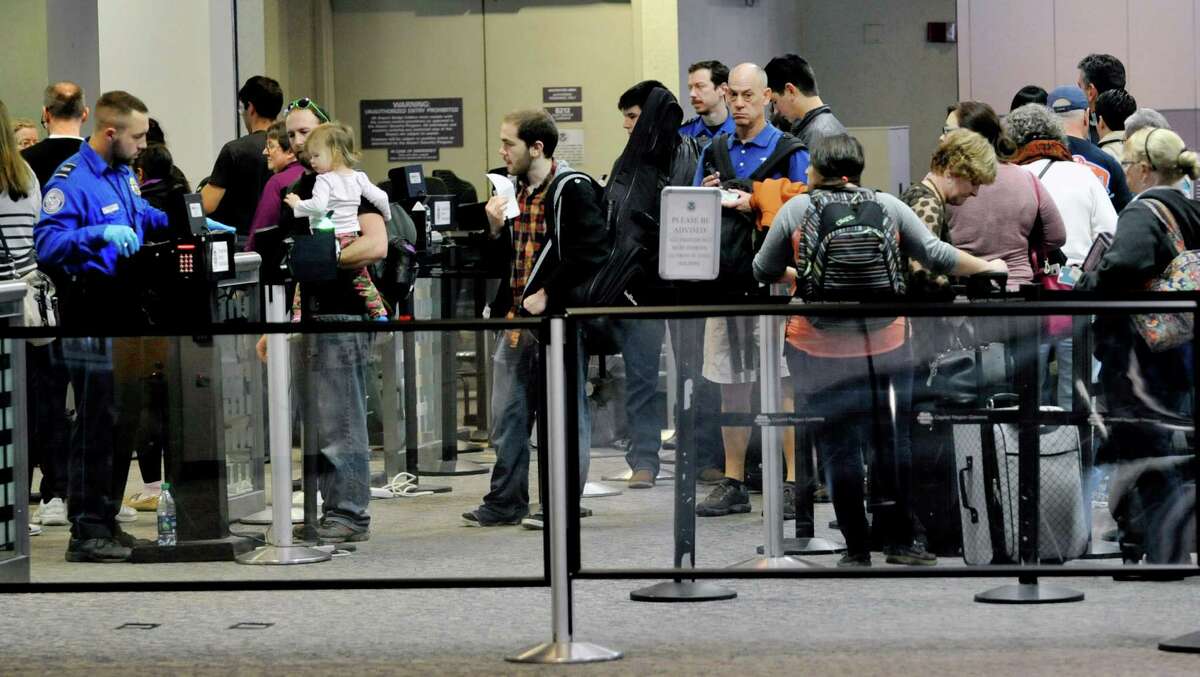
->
[463,109,608,527]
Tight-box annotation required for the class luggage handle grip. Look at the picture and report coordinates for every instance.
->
[958,457,979,524]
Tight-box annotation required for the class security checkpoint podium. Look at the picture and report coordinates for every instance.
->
[131,250,265,563]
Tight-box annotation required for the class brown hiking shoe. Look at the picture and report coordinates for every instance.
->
[628,469,655,489]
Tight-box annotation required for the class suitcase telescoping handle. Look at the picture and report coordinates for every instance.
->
[958,457,979,524]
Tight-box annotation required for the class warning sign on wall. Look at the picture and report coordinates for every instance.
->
[361,98,464,151]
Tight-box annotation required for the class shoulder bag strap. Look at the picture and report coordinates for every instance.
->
[1140,197,1186,255]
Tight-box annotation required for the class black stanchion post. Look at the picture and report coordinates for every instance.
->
[976,309,1083,603]
[1075,312,1120,559]
[1158,304,1200,653]
[630,317,736,602]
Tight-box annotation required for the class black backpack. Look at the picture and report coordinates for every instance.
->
[367,203,419,314]
[796,187,905,331]
[533,169,621,354]
[601,87,684,306]
[704,131,807,291]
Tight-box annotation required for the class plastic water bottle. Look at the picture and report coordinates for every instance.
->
[157,482,177,547]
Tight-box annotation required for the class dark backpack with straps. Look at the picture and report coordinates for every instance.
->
[703,131,807,291]
[796,187,905,331]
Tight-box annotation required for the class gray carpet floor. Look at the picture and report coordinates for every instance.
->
[6,448,1200,674]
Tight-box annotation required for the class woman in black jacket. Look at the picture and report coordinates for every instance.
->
[1078,126,1200,566]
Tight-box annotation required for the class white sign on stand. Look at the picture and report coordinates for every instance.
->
[658,187,721,281]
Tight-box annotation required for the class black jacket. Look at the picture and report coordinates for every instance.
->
[1078,187,1200,293]
[1078,187,1200,368]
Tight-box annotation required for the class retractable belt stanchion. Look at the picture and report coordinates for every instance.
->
[975,310,1083,603]
[735,314,810,569]
[630,316,736,602]
[508,317,622,664]
[238,285,329,565]
[418,275,487,476]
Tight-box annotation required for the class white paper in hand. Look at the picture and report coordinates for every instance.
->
[486,174,520,219]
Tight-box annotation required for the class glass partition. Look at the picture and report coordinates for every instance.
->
[568,303,1198,576]
[12,320,545,585]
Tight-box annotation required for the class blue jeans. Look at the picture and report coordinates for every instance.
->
[481,328,590,521]
[786,342,915,556]
[618,318,666,474]
[1037,337,1073,409]
[300,320,372,530]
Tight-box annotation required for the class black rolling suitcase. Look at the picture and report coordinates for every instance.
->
[910,414,962,556]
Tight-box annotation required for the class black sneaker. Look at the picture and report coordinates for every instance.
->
[782,482,797,521]
[837,552,871,567]
[65,537,132,563]
[461,509,523,527]
[884,544,937,566]
[113,527,152,549]
[696,479,751,517]
[521,507,593,531]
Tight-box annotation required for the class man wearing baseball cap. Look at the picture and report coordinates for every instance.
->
[1048,84,1131,212]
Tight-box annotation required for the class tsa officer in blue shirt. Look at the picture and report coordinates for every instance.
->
[35,90,172,329]
[33,91,231,563]
[679,59,736,143]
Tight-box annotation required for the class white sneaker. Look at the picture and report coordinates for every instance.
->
[116,504,138,523]
[29,523,42,536]
[34,497,68,526]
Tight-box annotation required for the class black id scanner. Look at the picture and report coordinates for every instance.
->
[176,193,237,283]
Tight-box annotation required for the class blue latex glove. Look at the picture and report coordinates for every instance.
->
[205,217,236,234]
[101,225,140,257]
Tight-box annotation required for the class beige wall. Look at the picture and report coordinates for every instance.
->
[797,0,958,188]
[96,0,239,186]
[331,0,488,194]
[958,0,1200,146]
[317,0,672,199]
[1,0,50,130]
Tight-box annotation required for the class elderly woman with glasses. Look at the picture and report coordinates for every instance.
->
[1077,126,1200,567]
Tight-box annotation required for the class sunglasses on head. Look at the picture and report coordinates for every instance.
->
[286,97,329,123]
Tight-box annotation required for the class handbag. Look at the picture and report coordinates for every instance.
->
[21,268,58,346]
[1029,161,1072,337]
[923,320,1009,405]
[1132,198,1200,351]
[1,229,56,345]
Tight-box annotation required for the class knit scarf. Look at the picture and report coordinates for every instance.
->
[1010,139,1073,166]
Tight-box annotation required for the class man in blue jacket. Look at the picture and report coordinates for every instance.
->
[34,90,231,562]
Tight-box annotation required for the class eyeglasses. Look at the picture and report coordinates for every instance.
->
[1121,159,1140,169]
[286,97,329,123]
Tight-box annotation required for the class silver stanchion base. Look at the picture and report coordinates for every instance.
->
[729,555,817,569]
[236,544,332,566]
[629,580,737,603]
[418,459,489,476]
[1079,539,1124,559]
[239,506,305,525]
[1160,631,1200,653]
[757,537,846,556]
[506,641,623,664]
[600,468,674,482]
[974,582,1084,604]
[582,481,623,498]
